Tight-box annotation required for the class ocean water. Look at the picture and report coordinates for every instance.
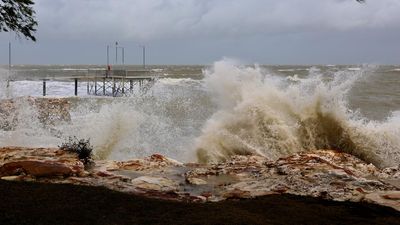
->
[1,60,400,167]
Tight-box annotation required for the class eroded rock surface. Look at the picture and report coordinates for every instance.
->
[0,147,399,211]
[0,147,84,178]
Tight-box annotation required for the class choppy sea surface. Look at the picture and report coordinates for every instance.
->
[1,61,400,167]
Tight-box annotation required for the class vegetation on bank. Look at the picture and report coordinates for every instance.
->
[59,136,93,165]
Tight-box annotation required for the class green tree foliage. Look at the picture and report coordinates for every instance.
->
[0,0,37,41]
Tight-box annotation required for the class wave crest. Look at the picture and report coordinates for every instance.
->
[195,61,400,167]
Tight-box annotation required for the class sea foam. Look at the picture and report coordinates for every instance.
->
[195,60,400,167]
[1,62,400,167]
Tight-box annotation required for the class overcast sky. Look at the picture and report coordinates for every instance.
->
[0,0,399,65]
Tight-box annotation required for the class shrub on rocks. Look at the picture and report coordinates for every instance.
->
[59,137,93,165]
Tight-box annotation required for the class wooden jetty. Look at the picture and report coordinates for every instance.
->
[39,69,156,97]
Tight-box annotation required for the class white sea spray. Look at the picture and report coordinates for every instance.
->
[195,60,400,167]
[1,63,400,167]
[0,69,12,99]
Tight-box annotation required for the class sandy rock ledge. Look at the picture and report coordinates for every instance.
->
[0,147,399,211]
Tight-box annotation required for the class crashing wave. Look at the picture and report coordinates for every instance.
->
[195,61,400,168]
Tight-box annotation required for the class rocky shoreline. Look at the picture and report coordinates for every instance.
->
[1,146,399,212]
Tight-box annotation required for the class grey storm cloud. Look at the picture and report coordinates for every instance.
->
[2,0,399,64]
[35,0,400,41]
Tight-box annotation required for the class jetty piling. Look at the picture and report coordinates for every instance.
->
[74,78,78,96]
[42,80,46,96]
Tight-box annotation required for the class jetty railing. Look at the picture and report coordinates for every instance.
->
[25,69,157,97]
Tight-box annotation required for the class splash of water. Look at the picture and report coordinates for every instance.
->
[0,97,61,147]
[1,62,400,167]
[195,60,400,167]
[0,69,12,99]
[0,77,211,162]
[64,80,211,161]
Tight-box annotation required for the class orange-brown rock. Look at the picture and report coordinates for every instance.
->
[0,147,84,178]
[364,191,400,212]
[1,160,74,177]
[99,154,183,172]
[0,147,399,211]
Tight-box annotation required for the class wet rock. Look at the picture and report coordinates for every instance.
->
[380,166,400,179]
[186,177,207,185]
[131,176,178,192]
[0,147,399,211]
[102,154,182,172]
[1,175,21,181]
[183,150,399,205]
[0,147,84,177]
[364,191,400,212]
[1,160,74,177]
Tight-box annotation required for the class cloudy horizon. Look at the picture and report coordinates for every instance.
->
[0,0,399,65]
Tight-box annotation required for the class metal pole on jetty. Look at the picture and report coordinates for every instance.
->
[42,80,46,96]
[115,46,125,65]
[115,41,118,64]
[122,47,125,65]
[95,77,97,95]
[8,42,11,72]
[103,78,106,95]
[74,78,78,96]
[7,42,11,88]
[130,80,133,91]
[107,45,109,65]
[141,45,146,69]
